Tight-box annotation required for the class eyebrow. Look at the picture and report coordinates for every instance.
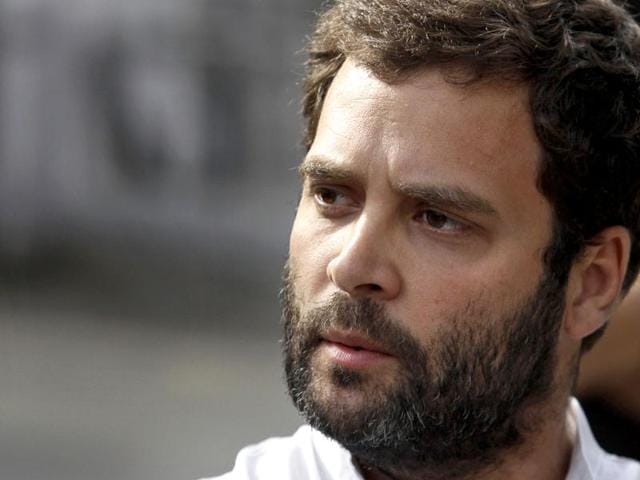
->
[396,182,498,217]
[298,157,355,182]
[299,156,498,217]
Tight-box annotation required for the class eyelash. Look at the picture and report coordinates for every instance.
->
[314,187,339,204]
[414,209,469,234]
[312,186,352,212]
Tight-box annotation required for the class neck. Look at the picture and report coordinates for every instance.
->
[357,397,576,480]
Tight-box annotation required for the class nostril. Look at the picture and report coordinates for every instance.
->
[351,283,383,296]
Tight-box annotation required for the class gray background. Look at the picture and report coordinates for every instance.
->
[0,0,319,478]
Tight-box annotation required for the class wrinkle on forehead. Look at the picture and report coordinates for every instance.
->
[323,59,536,167]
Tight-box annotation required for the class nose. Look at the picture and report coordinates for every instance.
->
[326,214,401,300]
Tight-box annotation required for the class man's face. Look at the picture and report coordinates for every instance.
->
[284,60,564,475]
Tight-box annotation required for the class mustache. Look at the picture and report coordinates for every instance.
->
[283,289,427,368]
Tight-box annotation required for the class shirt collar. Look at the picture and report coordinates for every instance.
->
[565,397,606,480]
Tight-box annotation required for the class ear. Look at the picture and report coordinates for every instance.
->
[564,226,631,341]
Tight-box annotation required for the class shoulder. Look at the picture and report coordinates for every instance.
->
[202,425,362,480]
[594,452,640,480]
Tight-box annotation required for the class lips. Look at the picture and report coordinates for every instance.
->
[318,329,394,369]
[322,329,392,355]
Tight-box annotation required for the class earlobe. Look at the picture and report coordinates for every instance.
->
[564,226,631,341]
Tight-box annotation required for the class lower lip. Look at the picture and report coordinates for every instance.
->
[320,340,393,368]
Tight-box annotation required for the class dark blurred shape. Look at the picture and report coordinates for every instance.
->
[0,0,319,313]
[627,0,640,19]
[580,397,640,460]
[0,1,319,479]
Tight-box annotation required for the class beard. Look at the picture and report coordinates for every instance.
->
[281,264,566,479]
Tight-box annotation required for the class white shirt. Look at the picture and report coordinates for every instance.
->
[206,399,640,480]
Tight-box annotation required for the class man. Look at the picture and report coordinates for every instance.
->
[211,0,640,479]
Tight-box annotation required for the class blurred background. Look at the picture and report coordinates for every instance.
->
[0,1,637,480]
[0,0,317,478]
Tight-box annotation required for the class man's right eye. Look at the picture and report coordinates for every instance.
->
[309,186,356,217]
[313,187,342,206]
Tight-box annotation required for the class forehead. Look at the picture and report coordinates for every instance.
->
[315,60,538,173]
[308,59,551,238]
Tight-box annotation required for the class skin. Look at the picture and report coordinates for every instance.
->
[288,59,630,480]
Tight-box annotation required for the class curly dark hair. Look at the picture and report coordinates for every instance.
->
[301,0,640,351]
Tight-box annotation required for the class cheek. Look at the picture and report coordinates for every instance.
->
[288,209,336,302]
[395,273,471,335]
[393,262,514,345]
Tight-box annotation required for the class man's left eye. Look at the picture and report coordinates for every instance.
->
[416,209,467,233]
